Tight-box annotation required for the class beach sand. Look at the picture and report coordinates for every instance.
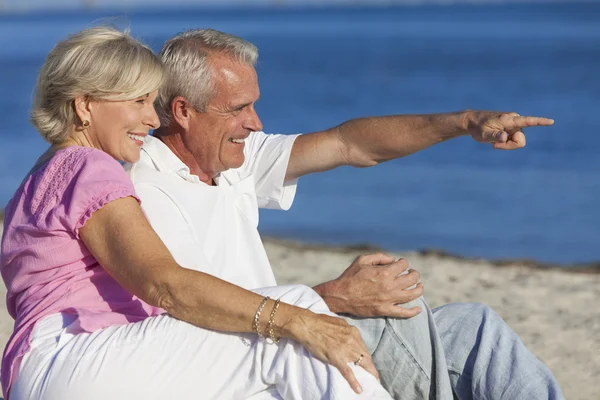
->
[0,223,598,399]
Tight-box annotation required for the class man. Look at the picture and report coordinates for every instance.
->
[125,29,564,399]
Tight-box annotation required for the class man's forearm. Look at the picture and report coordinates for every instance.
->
[336,110,471,168]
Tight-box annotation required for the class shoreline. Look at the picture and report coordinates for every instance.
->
[262,236,600,274]
[2,211,599,270]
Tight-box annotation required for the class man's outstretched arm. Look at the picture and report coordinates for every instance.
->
[285,110,554,181]
[289,110,553,318]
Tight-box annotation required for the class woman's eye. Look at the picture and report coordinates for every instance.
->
[136,99,145,104]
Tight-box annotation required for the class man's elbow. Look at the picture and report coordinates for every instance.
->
[347,146,381,168]
[336,130,379,168]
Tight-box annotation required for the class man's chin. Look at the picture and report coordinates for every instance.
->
[227,156,245,171]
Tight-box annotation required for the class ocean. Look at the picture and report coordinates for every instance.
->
[0,2,598,264]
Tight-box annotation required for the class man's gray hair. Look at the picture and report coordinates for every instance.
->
[157,28,258,127]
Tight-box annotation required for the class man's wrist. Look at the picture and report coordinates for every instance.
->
[458,109,476,135]
[313,280,348,314]
[434,111,472,141]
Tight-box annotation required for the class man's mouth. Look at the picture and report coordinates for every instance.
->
[229,138,245,144]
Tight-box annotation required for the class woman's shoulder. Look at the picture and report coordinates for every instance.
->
[44,146,119,176]
[31,146,116,184]
[21,146,132,223]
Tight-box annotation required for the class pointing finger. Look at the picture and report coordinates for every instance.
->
[511,116,554,128]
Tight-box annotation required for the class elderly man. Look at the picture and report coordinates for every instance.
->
[125,29,564,399]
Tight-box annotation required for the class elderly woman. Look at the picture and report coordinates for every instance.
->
[0,27,392,400]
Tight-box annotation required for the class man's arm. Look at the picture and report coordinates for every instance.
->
[285,110,554,181]
[287,110,553,318]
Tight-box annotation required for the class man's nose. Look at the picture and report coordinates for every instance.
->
[244,107,263,132]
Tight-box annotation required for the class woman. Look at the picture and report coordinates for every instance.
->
[0,27,391,399]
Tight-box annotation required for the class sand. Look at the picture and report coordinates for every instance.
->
[0,223,598,399]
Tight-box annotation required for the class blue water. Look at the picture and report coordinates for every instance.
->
[0,3,599,264]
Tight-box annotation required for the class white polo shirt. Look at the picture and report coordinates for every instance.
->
[125,133,300,290]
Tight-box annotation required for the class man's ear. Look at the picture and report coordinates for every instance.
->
[172,96,195,130]
[74,96,92,127]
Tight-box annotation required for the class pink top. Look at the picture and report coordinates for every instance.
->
[0,146,163,397]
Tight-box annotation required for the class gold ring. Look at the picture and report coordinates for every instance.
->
[354,354,364,366]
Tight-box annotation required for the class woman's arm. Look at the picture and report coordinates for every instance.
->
[79,196,377,393]
[80,196,274,331]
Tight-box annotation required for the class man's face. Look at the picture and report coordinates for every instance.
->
[185,54,262,178]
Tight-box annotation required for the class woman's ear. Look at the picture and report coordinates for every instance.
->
[74,95,92,126]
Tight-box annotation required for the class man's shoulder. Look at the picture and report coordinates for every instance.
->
[125,154,177,189]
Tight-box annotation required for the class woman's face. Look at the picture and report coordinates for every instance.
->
[86,91,160,163]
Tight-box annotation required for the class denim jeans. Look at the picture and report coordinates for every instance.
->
[342,299,565,400]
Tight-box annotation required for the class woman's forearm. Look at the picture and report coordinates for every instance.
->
[155,267,309,340]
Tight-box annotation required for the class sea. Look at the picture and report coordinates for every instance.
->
[0,2,598,265]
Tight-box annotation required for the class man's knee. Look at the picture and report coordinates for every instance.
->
[433,302,510,341]
[453,302,502,324]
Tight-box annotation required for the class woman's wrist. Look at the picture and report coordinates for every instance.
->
[267,302,313,342]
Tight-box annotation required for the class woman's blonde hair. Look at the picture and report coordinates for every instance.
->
[31,26,165,144]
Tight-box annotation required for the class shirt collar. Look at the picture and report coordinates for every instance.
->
[141,135,202,184]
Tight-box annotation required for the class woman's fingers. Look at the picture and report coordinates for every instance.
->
[349,326,380,381]
[357,353,380,382]
[337,362,363,394]
[299,314,383,393]
[334,344,379,394]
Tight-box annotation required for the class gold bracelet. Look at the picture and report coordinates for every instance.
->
[265,298,281,343]
[253,296,270,338]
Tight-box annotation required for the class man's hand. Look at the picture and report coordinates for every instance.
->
[313,253,424,318]
[466,111,554,150]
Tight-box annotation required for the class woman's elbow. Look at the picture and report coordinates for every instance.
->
[148,280,177,313]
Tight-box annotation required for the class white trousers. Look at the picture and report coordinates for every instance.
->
[10,284,391,400]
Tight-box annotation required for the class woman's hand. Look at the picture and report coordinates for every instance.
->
[282,310,379,394]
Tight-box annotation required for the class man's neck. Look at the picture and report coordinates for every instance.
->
[154,127,215,185]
